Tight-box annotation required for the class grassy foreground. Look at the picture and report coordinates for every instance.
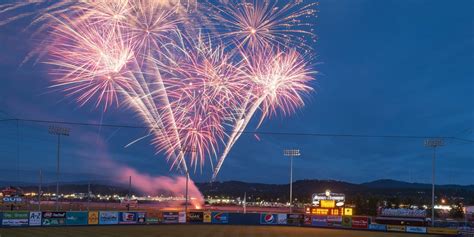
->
[0,225,443,237]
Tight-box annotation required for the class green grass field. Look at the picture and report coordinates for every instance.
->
[0,225,443,237]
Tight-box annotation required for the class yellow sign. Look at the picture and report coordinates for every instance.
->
[427,227,458,235]
[343,208,353,216]
[203,211,212,223]
[311,208,342,216]
[387,225,406,232]
[88,211,99,225]
[320,200,336,208]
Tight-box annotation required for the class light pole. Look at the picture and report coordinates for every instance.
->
[48,126,70,211]
[424,138,444,227]
[181,146,196,214]
[284,149,300,213]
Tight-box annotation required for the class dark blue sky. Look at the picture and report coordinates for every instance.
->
[0,0,473,185]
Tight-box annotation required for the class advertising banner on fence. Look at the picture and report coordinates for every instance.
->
[387,225,406,232]
[427,227,458,235]
[327,215,342,227]
[351,216,369,229]
[119,212,138,224]
[303,215,312,225]
[203,212,212,223]
[146,212,161,224]
[277,214,287,224]
[99,211,119,225]
[178,212,186,223]
[341,216,352,228]
[286,214,303,225]
[211,212,229,224]
[2,212,29,226]
[137,212,145,224]
[406,226,427,233]
[163,212,179,224]
[88,211,99,225]
[42,212,66,226]
[66,212,88,225]
[188,212,203,223]
[369,223,387,231]
[311,216,328,227]
[0,212,3,226]
[260,214,278,224]
[29,211,42,226]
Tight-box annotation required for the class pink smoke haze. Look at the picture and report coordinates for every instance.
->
[118,166,204,207]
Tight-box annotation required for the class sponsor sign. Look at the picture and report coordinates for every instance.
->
[88,211,99,225]
[311,216,328,227]
[277,214,287,224]
[29,211,42,226]
[2,197,23,203]
[303,215,312,225]
[380,208,426,218]
[211,212,229,224]
[351,216,369,229]
[163,212,179,224]
[66,212,88,225]
[406,226,427,233]
[146,212,162,224]
[99,211,119,225]
[2,212,29,226]
[327,215,342,227]
[42,212,66,226]
[387,225,406,232]
[137,212,146,224]
[203,211,212,223]
[188,212,204,223]
[341,216,352,228]
[178,212,186,223]
[427,227,458,235]
[119,212,137,224]
[286,214,303,225]
[260,214,278,224]
[369,223,387,231]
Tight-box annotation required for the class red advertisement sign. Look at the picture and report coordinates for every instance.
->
[351,216,369,229]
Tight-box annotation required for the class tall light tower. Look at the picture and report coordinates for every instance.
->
[48,125,70,211]
[181,146,196,214]
[424,138,444,227]
[284,149,300,213]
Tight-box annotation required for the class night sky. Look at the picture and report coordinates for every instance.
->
[0,0,473,185]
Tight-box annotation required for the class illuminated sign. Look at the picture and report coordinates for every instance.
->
[311,208,343,216]
[320,200,336,208]
[344,208,353,216]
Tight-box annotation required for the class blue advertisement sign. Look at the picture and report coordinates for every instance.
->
[119,212,138,224]
[66,212,88,225]
[0,212,3,227]
[311,216,328,227]
[163,212,179,224]
[99,211,119,225]
[406,226,427,233]
[211,212,229,224]
[369,223,387,231]
[137,212,146,224]
[260,214,278,224]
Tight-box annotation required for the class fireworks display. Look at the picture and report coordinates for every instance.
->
[0,0,317,179]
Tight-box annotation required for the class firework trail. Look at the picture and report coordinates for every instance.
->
[0,0,317,179]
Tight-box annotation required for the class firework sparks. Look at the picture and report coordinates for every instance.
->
[0,0,317,178]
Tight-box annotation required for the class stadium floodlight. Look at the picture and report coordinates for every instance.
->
[284,149,301,213]
[181,146,196,214]
[48,125,70,211]
[424,138,444,227]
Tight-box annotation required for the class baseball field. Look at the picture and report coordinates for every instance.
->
[0,225,444,237]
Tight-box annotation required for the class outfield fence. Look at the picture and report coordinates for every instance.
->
[0,211,462,236]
